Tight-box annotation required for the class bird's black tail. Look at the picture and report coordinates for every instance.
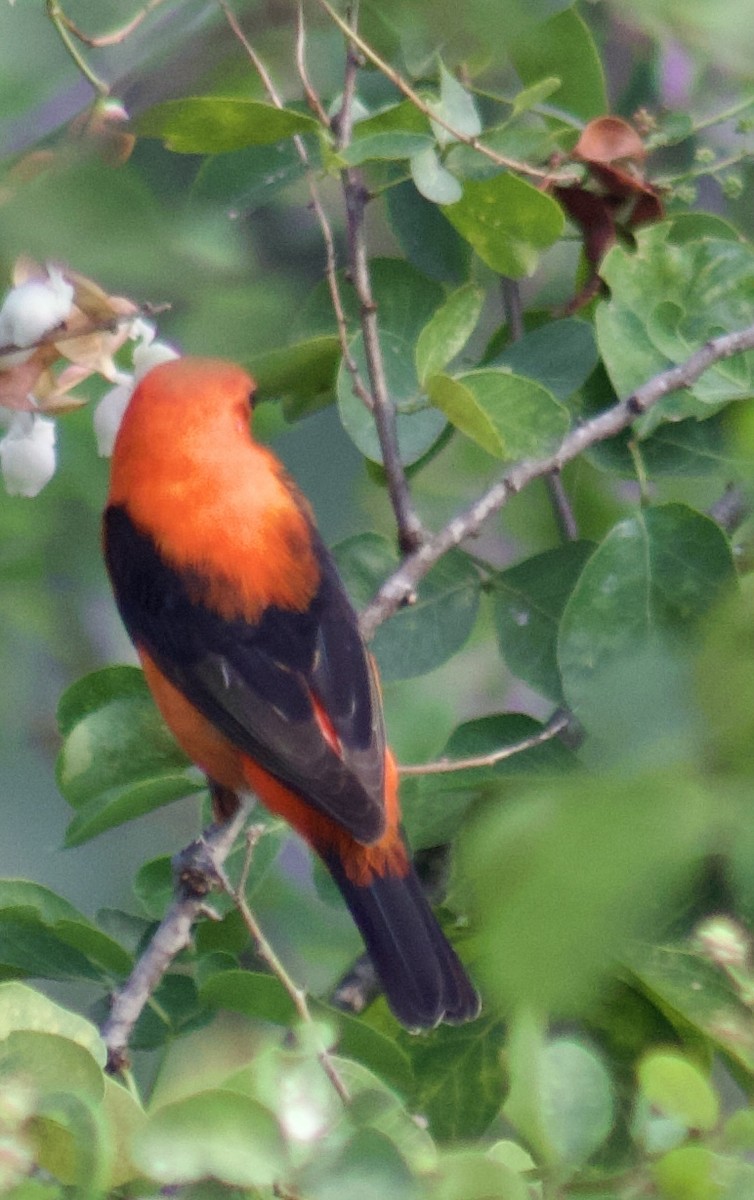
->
[325,854,480,1030]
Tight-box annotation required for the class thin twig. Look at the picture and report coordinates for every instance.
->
[52,0,168,48]
[46,1,110,96]
[218,2,369,419]
[296,1,331,126]
[0,302,171,360]
[312,0,576,183]
[546,471,580,541]
[335,7,425,553]
[102,798,254,1072]
[216,838,351,1104]
[359,321,754,639]
[500,278,524,343]
[399,709,573,776]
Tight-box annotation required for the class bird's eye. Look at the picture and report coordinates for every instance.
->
[248,385,258,410]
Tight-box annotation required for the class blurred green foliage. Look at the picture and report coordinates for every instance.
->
[1,0,754,1196]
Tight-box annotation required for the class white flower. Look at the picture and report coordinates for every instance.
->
[93,379,135,457]
[92,335,180,456]
[0,412,56,496]
[133,337,180,380]
[0,266,74,368]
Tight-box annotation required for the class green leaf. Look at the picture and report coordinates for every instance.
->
[64,773,204,849]
[404,1013,507,1142]
[429,61,483,147]
[299,1129,421,1200]
[247,335,340,404]
[406,713,579,851]
[0,1032,104,1102]
[0,911,107,983]
[509,8,608,121]
[0,881,89,927]
[343,130,434,165]
[297,258,444,342]
[57,667,203,846]
[0,882,129,979]
[334,534,481,681]
[103,1076,146,1189]
[596,223,754,435]
[505,1025,614,1169]
[491,541,595,701]
[637,1051,719,1132]
[652,1145,722,1200]
[337,328,448,466]
[462,770,713,1015]
[386,180,471,283]
[410,145,463,204]
[348,100,431,141]
[427,374,502,455]
[538,1039,615,1167]
[416,284,483,384]
[434,1149,528,1200]
[56,665,146,737]
[510,77,563,117]
[33,1091,112,1199]
[132,1090,286,1187]
[444,172,565,277]
[138,97,318,152]
[627,941,754,1075]
[0,983,105,1063]
[129,975,208,1051]
[199,970,413,1095]
[192,138,314,208]
[429,369,569,460]
[489,318,599,401]
[322,1057,435,1172]
[558,504,736,755]
[589,409,745,478]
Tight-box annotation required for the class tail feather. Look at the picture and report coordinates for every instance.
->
[325,854,480,1030]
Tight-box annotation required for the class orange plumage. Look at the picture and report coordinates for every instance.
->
[104,356,479,1028]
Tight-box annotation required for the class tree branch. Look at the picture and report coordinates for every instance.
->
[334,7,426,554]
[102,798,254,1073]
[359,321,754,640]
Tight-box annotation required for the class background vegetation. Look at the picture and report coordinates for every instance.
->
[2,0,754,1196]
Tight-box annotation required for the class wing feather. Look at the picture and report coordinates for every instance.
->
[104,504,386,844]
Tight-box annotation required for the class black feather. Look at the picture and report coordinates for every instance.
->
[103,503,385,843]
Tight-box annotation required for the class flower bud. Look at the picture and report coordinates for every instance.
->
[0,266,74,367]
[133,338,180,380]
[0,412,57,496]
[93,379,134,457]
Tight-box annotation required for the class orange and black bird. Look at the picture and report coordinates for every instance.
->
[103,356,479,1029]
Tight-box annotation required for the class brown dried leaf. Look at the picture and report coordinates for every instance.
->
[574,116,646,166]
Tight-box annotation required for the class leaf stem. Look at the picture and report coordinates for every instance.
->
[216,829,351,1105]
[46,0,110,97]
[399,709,574,775]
